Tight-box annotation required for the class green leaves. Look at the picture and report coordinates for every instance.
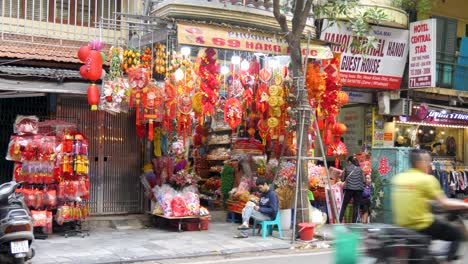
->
[392,0,432,17]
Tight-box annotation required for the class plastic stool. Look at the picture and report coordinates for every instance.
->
[251,211,283,239]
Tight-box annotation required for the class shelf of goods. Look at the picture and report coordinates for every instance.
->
[6,117,90,236]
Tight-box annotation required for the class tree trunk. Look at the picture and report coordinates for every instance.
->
[288,36,303,77]
[289,34,311,233]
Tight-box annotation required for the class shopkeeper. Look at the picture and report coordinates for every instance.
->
[432,142,442,157]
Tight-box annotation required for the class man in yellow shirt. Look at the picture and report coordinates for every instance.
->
[391,149,468,262]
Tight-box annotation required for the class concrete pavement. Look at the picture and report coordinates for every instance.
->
[31,221,305,264]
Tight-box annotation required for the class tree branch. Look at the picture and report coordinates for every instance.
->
[292,0,305,33]
[293,0,313,36]
[273,0,289,33]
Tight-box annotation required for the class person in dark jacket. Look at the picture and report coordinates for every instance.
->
[235,178,278,238]
[339,156,365,223]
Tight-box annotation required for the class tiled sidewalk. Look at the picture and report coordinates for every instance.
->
[31,222,293,264]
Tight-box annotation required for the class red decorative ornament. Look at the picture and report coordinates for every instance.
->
[87,83,100,110]
[177,93,193,145]
[85,50,102,81]
[224,98,243,131]
[77,46,90,62]
[332,122,347,135]
[257,119,269,145]
[326,140,348,167]
[128,68,149,124]
[336,90,349,105]
[142,84,164,141]
[259,67,272,83]
[255,83,269,113]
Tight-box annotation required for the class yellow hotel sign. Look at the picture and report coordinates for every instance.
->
[177,22,333,59]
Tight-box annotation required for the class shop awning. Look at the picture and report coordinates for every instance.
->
[0,78,87,95]
[177,22,334,59]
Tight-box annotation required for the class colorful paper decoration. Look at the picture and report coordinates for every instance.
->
[257,119,269,145]
[142,84,164,140]
[224,98,243,131]
[255,83,269,113]
[177,93,193,145]
[259,67,272,83]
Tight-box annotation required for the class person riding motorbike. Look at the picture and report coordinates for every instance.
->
[391,149,468,262]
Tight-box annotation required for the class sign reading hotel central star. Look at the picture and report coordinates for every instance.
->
[177,22,334,59]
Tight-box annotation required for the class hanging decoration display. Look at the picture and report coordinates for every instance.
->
[306,53,349,162]
[142,83,164,140]
[224,98,243,131]
[196,48,220,117]
[77,39,104,110]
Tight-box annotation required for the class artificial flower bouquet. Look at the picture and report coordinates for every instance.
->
[169,170,200,190]
[275,161,296,209]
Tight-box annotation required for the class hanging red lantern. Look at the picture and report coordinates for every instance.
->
[87,83,100,110]
[333,122,347,135]
[336,90,349,105]
[77,46,90,62]
[86,50,103,81]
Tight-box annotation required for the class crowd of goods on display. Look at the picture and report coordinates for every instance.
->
[77,38,350,216]
[6,116,90,234]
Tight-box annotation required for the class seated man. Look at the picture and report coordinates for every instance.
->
[391,149,468,262]
[235,178,278,238]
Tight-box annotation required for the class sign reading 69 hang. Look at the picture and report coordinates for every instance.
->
[177,22,333,59]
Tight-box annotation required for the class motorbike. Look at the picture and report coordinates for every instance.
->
[0,181,35,264]
[361,207,467,264]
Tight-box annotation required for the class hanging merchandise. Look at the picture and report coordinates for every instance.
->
[6,118,91,235]
[123,48,141,73]
[78,40,104,110]
[196,48,220,117]
[128,67,150,125]
[140,47,153,69]
[177,93,193,145]
[142,83,164,140]
[224,98,243,131]
[163,81,177,133]
[256,83,269,114]
[154,43,167,75]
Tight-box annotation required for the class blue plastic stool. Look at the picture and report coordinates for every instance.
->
[251,211,283,239]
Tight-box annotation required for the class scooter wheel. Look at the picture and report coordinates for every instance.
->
[64,234,68,238]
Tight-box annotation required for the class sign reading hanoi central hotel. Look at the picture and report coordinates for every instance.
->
[320,21,409,90]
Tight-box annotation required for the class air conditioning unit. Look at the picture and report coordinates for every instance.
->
[389,99,413,116]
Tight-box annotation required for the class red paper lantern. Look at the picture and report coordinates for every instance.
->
[336,91,349,105]
[333,122,347,135]
[87,83,100,110]
[86,50,103,81]
[77,46,90,62]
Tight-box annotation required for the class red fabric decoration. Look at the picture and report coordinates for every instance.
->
[259,67,272,83]
[87,84,100,110]
[142,84,164,140]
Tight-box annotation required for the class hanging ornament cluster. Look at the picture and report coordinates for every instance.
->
[196,48,220,116]
[140,47,152,69]
[306,53,349,165]
[123,48,140,73]
[77,40,105,110]
[154,43,167,74]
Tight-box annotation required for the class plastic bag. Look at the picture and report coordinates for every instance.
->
[31,210,47,227]
[183,192,200,216]
[171,195,188,217]
[14,115,39,135]
[44,190,57,208]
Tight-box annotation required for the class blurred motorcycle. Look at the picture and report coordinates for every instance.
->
[0,181,35,264]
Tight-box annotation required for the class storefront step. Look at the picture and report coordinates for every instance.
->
[86,214,152,230]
